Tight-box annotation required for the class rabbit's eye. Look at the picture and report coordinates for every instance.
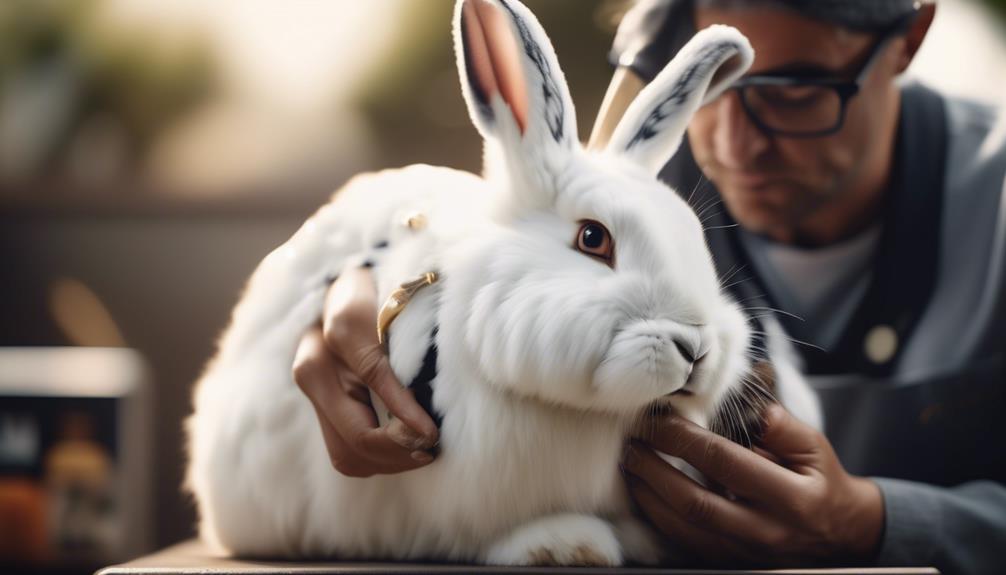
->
[576,221,614,264]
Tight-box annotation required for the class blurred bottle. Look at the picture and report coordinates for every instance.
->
[0,412,48,563]
[44,412,117,559]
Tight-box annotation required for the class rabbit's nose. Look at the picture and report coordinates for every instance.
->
[671,325,710,365]
[674,338,698,364]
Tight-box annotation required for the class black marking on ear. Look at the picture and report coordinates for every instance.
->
[461,10,495,128]
[625,43,735,151]
[498,0,565,143]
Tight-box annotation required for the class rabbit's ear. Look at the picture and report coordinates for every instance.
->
[606,26,753,175]
[454,0,577,184]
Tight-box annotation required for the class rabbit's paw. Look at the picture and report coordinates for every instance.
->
[485,513,622,566]
[613,516,665,565]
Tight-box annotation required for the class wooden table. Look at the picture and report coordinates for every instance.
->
[96,539,940,575]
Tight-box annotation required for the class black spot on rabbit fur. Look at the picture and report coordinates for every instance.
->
[498,0,566,143]
[626,42,737,151]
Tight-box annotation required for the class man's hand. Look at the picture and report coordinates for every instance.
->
[621,404,884,567]
[292,266,439,477]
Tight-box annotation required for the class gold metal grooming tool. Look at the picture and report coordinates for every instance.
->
[377,271,439,348]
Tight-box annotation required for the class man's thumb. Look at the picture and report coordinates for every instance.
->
[758,403,826,465]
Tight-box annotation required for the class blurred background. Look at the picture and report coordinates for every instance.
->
[0,0,1003,572]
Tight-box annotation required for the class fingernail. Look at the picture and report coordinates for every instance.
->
[411,450,434,463]
[424,429,440,447]
[409,419,439,449]
[406,433,430,451]
[388,421,427,450]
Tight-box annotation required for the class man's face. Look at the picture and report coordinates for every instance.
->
[688,7,905,242]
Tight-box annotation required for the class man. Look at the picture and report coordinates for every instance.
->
[291,0,1006,572]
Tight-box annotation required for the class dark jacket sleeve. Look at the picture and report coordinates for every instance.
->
[874,477,1006,575]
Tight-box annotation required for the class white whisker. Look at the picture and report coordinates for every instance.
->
[686,174,709,205]
[741,306,805,323]
[704,223,739,231]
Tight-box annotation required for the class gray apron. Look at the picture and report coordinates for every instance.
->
[661,84,1006,488]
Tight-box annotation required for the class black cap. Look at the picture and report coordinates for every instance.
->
[773,0,918,30]
[611,0,919,81]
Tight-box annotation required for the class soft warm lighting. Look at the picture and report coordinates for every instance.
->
[909,0,1006,105]
[98,0,408,109]
[48,277,126,348]
[99,0,414,195]
[0,348,147,398]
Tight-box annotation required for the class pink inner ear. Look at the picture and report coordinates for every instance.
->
[463,0,528,134]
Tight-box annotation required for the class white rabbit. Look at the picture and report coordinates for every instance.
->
[186,0,820,566]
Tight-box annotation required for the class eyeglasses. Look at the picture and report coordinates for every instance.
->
[727,12,918,138]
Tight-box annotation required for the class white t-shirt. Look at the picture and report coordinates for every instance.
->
[738,224,882,351]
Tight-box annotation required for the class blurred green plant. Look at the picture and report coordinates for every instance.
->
[986,0,1006,22]
[351,0,616,173]
[0,0,217,184]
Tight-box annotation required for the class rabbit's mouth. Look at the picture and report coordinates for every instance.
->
[592,318,715,412]
[667,348,712,397]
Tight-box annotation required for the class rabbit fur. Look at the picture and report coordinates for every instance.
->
[186,0,821,566]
